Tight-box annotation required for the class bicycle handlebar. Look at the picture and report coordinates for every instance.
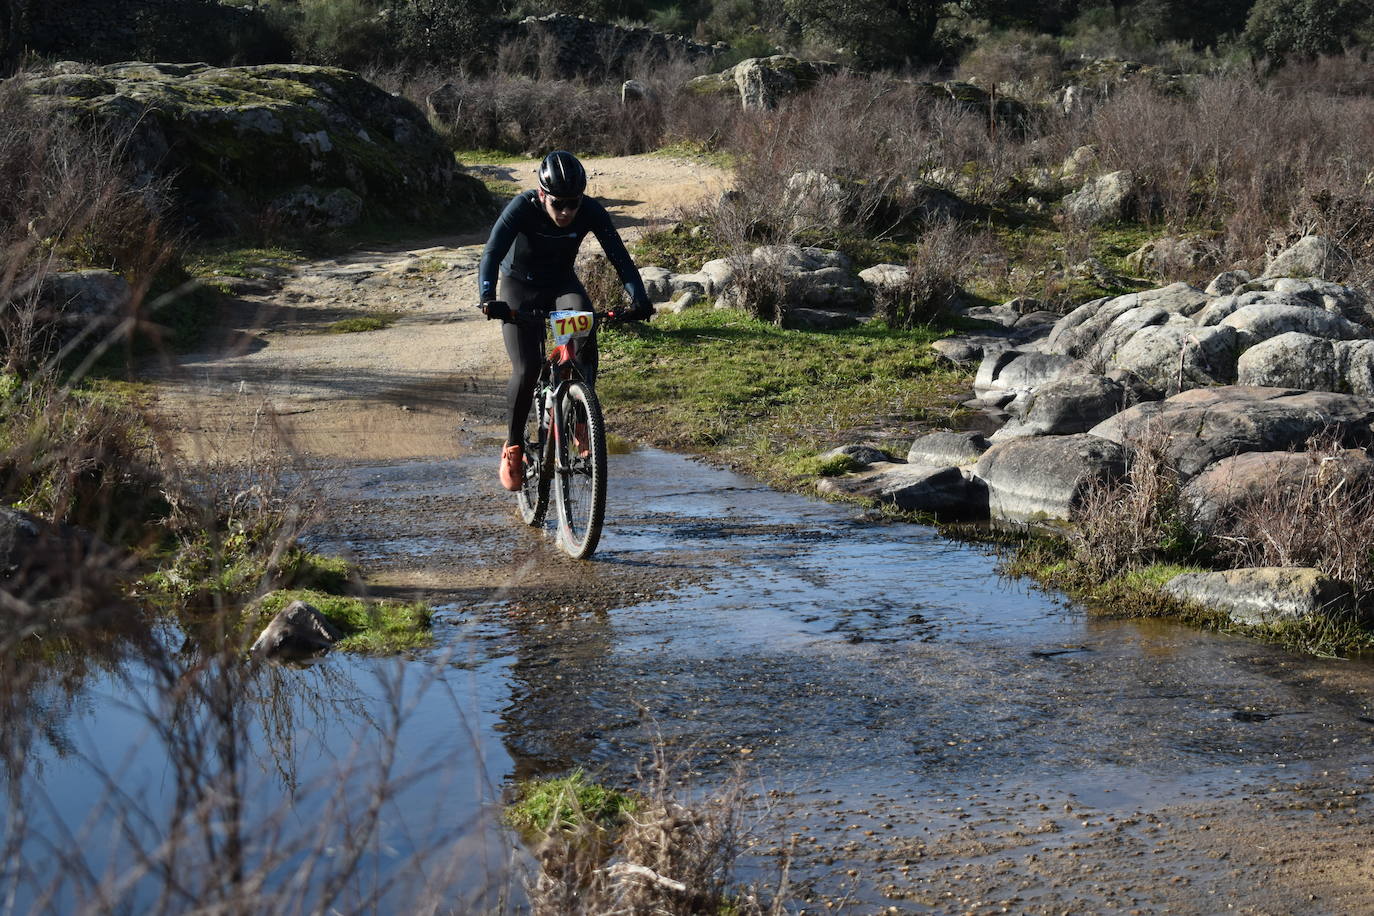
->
[479,301,645,328]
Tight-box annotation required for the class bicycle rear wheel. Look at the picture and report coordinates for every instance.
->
[515,390,550,526]
[553,381,607,559]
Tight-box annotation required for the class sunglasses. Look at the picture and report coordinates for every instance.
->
[547,195,582,212]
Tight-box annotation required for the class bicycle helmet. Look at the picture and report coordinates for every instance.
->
[537,150,587,197]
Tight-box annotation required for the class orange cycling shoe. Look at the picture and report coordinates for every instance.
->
[499,444,524,491]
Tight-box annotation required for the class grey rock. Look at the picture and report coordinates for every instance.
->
[268,186,363,230]
[1182,449,1374,534]
[859,263,910,292]
[817,462,981,515]
[1042,296,1113,356]
[660,289,701,313]
[1126,238,1221,278]
[1263,235,1354,281]
[1008,373,1135,437]
[1338,339,1374,396]
[639,266,674,302]
[974,434,1126,523]
[699,258,735,297]
[1162,568,1355,625]
[1063,169,1137,225]
[250,600,343,659]
[1236,332,1339,391]
[783,170,853,230]
[1109,322,1239,393]
[1059,145,1099,186]
[668,272,709,297]
[930,335,1008,366]
[1206,270,1252,296]
[907,430,989,466]
[964,305,1020,328]
[820,444,891,467]
[974,350,1092,401]
[1137,281,1212,316]
[1090,386,1374,481]
[1086,305,1171,367]
[1220,302,1368,349]
[621,79,652,103]
[34,269,132,329]
[783,307,856,330]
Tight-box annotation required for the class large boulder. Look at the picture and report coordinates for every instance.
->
[26,63,489,235]
[974,434,1126,523]
[1219,302,1367,349]
[907,430,989,466]
[1236,332,1340,391]
[993,373,1135,439]
[250,599,343,659]
[1262,235,1353,281]
[1062,170,1137,225]
[1181,449,1374,534]
[974,350,1092,403]
[816,463,981,515]
[1108,322,1240,393]
[1161,568,1356,625]
[686,56,839,110]
[1089,386,1374,481]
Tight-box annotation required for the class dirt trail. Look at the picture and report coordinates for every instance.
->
[148,152,726,462]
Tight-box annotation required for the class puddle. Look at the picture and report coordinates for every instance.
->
[8,448,1374,911]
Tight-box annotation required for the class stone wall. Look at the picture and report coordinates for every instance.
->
[2,0,288,70]
[497,13,723,80]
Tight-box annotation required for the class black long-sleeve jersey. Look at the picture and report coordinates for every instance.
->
[477,190,650,307]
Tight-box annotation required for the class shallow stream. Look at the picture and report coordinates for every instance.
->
[9,447,1374,912]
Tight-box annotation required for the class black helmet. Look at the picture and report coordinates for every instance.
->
[537,150,586,197]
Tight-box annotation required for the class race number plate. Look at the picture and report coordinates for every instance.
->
[550,310,594,345]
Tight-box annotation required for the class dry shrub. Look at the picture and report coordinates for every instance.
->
[1208,436,1374,598]
[877,220,986,328]
[380,43,718,157]
[528,749,785,916]
[0,77,173,379]
[957,29,1064,100]
[1068,430,1196,580]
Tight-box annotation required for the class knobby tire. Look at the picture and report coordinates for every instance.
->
[515,388,551,526]
[554,381,607,559]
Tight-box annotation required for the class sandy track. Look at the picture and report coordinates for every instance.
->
[147,152,727,462]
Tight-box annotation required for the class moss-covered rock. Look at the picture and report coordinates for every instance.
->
[23,63,492,236]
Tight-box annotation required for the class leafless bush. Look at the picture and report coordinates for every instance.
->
[957,29,1064,100]
[1208,436,1374,598]
[527,748,785,916]
[1069,430,1195,579]
[876,220,986,329]
[0,77,173,380]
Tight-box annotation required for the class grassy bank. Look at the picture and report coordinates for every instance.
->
[597,309,972,488]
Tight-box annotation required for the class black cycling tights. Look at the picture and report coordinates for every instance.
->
[499,274,599,446]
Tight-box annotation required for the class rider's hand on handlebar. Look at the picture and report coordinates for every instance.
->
[481,300,511,321]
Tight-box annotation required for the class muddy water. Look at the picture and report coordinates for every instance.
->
[11,446,1374,912]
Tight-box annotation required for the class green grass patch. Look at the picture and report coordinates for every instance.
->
[598,309,970,487]
[632,222,728,273]
[1004,537,1374,657]
[143,535,353,605]
[326,311,400,333]
[252,588,433,655]
[504,769,637,836]
[789,452,864,478]
[183,243,307,280]
[652,140,736,170]
[455,149,526,165]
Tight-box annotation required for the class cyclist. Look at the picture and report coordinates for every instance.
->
[478,150,654,491]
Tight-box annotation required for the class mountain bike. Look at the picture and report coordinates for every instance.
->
[507,306,611,559]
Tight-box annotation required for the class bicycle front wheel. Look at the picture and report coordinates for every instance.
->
[515,390,550,527]
[553,381,607,559]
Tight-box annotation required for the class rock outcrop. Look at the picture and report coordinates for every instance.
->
[24,63,490,235]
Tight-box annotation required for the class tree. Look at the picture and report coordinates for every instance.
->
[387,0,499,66]
[1131,0,1255,47]
[956,0,1082,33]
[782,0,947,69]
[1243,0,1373,66]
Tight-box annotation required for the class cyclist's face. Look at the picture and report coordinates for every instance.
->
[540,189,580,228]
